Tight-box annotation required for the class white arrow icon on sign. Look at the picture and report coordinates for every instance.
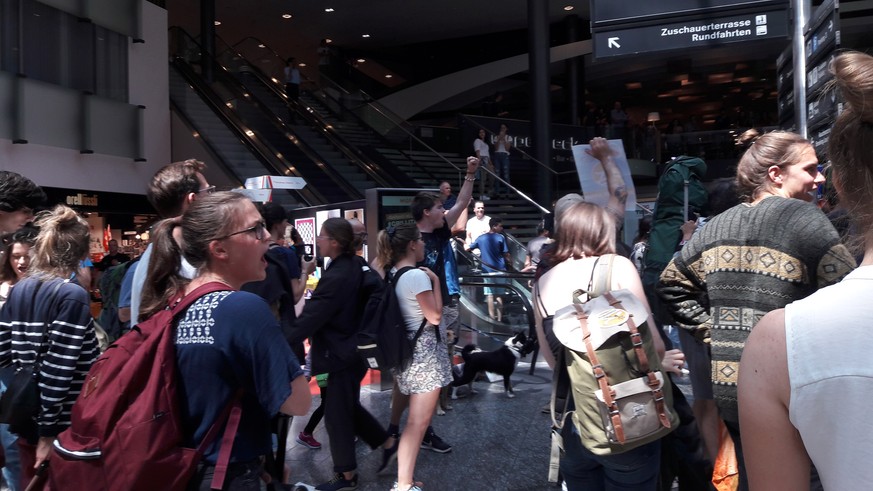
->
[608,37,621,48]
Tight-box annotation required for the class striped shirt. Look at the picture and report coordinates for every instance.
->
[0,277,99,438]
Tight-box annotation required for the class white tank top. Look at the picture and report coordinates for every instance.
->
[785,265,873,490]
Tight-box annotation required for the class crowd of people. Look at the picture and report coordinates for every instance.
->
[2,51,873,491]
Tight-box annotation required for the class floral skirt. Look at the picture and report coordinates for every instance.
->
[393,323,451,395]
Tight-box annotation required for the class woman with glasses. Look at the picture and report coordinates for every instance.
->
[285,217,394,491]
[373,223,444,491]
[0,206,99,486]
[657,130,856,490]
[140,192,311,491]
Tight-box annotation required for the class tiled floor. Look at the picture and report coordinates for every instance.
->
[284,359,557,491]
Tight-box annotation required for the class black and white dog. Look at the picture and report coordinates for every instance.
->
[450,332,537,398]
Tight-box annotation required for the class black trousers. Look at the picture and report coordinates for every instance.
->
[323,360,389,473]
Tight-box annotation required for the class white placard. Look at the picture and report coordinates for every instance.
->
[244,175,307,189]
[571,139,637,212]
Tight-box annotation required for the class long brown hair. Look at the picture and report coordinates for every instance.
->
[828,51,873,247]
[551,201,615,263]
[139,192,249,320]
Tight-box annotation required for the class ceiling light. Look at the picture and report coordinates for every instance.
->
[563,5,574,11]
[282,14,292,19]
[325,8,335,12]
[385,74,393,78]
[298,63,307,67]
[625,82,642,90]
[357,58,366,63]
[325,38,332,43]
[362,34,370,38]
[214,20,221,26]
[258,44,265,48]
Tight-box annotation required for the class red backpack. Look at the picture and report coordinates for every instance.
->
[49,282,237,491]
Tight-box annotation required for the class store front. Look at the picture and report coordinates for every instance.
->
[41,187,156,262]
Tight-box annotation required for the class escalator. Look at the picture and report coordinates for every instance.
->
[452,240,539,362]
[169,27,364,204]
[169,63,313,208]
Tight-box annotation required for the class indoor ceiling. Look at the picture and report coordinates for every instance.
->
[167,1,873,125]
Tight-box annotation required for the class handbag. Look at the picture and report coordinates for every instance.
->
[0,280,67,433]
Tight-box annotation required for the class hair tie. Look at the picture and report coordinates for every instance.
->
[386,225,396,238]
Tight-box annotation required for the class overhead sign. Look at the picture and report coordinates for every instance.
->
[592,0,788,26]
[593,9,789,59]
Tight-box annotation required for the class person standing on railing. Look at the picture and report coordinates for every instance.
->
[284,57,301,101]
[492,124,512,197]
[473,129,494,200]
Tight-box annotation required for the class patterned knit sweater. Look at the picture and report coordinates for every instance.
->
[658,196,855,422]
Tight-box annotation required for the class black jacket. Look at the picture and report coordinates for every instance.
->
[286,254,365,374]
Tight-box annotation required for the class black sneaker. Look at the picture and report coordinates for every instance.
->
[377,434,400,474]
[420,431,452,453]
[315,472,358,491]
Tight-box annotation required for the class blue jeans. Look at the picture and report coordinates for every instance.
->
[492,152,510,194]
[560,424,661,491]
[1,423,20,491]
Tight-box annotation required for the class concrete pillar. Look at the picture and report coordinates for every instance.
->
[528,0,552,206]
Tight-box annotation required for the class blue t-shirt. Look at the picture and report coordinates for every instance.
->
[470,232,508,273]
[175,290,303,463]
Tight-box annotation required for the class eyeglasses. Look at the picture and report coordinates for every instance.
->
[217,221,268,241]
[197,185,216,195]
[316,234,334,241]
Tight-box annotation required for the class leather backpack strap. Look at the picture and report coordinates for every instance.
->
[601,292,672,430]
[573,302,625,444]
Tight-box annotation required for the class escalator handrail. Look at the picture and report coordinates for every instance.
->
[456,276,536,340]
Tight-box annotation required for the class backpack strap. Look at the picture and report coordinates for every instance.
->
[202,391,244,490]
[168,282,232,316]
[170,283,241,490]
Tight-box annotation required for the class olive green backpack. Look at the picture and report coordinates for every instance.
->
[538,254,677,482]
